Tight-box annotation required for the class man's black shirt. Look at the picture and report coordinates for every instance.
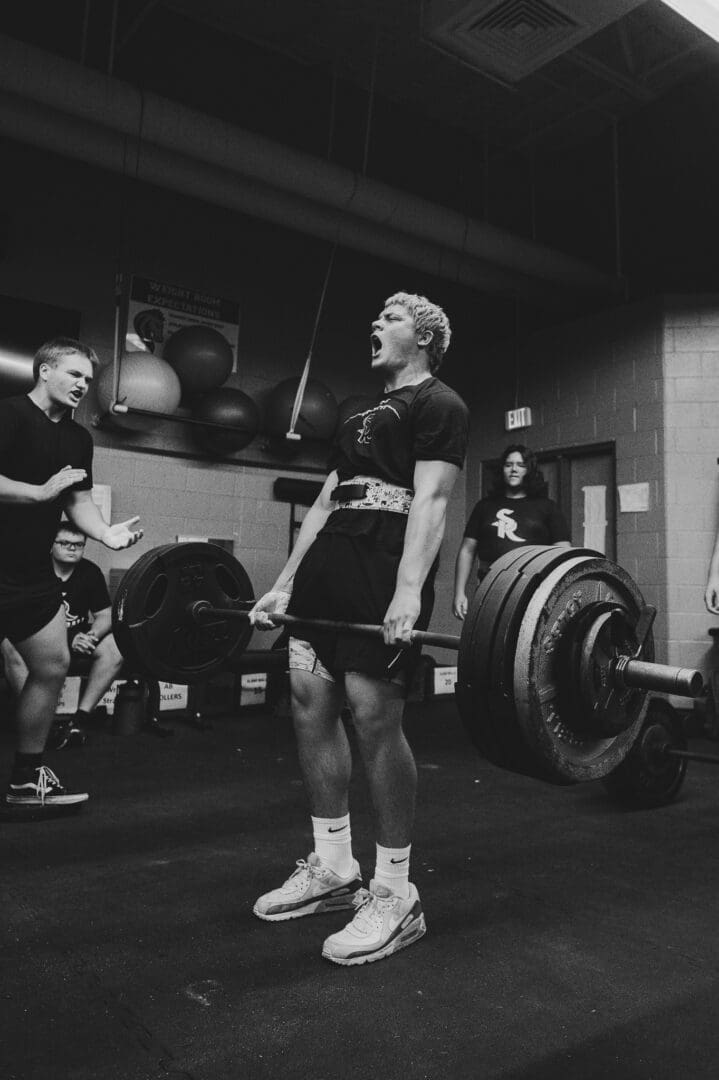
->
[59,559,111,639]
[325,376,468,552]
[0,396,93,587]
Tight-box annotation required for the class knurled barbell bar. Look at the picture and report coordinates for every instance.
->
[111,542,704,795]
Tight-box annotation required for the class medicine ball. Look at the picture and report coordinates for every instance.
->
[191,388,261,456]
[164,325,234,393]
[265,377,338,441]
[96,354,182,431]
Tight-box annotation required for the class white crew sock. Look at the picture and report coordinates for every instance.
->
[374,843,411,898]
[311,814,354,877]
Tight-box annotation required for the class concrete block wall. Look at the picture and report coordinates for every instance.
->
[463,299,670,657]
[663,296,719,673]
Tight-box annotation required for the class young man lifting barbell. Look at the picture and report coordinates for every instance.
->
[250,292,468,966]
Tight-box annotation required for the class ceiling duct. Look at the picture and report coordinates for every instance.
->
[423,0,647,83]
[0,32,621,302]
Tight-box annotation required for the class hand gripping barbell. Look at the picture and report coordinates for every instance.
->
[111,542,704,799]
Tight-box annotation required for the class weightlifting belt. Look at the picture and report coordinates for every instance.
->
[330,476,413,515]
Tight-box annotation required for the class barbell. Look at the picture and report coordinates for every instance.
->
[111,541,705,798]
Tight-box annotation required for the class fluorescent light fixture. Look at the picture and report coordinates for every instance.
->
[660,0,719,42]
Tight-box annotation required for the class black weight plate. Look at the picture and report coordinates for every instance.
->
[602,697,688,808]
[112,543,254,683]
[514,556,651,784]
[487,546,591,781]
[457,545,589,778]
[111,544,176,672]
[457,546,551,767]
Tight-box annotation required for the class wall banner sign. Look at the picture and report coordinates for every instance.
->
[125,275,240,370]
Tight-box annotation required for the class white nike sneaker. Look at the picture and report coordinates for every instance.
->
[321,880,426,966]
[253,853,362,922]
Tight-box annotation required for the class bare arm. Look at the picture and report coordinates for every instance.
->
[65,489,143,550]
[71,605,114,655]
[89,607,112,640]
[453,535,479,620]
[250,470,339,628]
[706,529,719,614]
[0,467,87,505]
[383,459,460,643]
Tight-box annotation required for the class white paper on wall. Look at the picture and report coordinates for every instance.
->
[582,485,607,554]
[618,483,650,512]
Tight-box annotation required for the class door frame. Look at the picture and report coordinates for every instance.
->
[536,440,617,557]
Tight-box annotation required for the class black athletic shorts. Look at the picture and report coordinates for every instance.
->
[287,530,435,683]
[0,577,64,645]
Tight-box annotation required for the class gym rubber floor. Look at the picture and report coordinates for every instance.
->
[2,698,718,1080]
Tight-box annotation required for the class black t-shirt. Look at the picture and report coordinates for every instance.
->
[464,495,571,565]
[323,376,469,551]
[0,396,94,587]
[59,559,111,639]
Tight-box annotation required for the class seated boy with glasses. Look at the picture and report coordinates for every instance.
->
[1,522,124,747]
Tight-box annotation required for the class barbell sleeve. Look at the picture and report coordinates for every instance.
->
[615,658,704,698]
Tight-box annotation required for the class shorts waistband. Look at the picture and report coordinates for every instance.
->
[330,476,413,515]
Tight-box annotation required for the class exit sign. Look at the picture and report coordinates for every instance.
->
[505,406,532,431]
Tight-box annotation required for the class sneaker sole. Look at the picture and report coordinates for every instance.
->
[253,889,360,922]
[322,913,427,966]
[5,793,89,806]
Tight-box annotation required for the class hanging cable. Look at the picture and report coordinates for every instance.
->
[285,245,337,440]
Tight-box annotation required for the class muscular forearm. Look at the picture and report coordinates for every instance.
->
[395,491,449,593]
[64,496,109,542]
[89,610,112,640]
[0,474,42,504]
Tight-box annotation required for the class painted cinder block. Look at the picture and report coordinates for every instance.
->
[675,377,719,402]
[664,402,704,429]
[185,466,236,495]
[666,556,713,586]
[674,428,719,453]
[132,458,188,491]
[666,531,713,559]
[671,325,719,352]
[664,352,703,377]
[620,532,660,558]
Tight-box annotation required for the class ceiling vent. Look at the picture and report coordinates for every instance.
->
[423,0,646,83]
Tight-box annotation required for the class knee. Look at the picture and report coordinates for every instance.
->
[350,707,398,756]
[32,647,70,684]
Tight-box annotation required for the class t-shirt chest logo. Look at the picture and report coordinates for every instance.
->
[62,595,83,629]
[345,399,401,445]
[491,508,526,543]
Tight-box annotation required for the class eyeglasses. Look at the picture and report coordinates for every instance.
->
[55,540,85,549]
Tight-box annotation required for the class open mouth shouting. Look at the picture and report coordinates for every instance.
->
[370,332,382,359]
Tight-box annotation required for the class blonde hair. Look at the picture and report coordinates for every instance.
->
[384,292,451,373]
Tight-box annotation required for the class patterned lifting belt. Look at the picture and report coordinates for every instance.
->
[330,476,414,514]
